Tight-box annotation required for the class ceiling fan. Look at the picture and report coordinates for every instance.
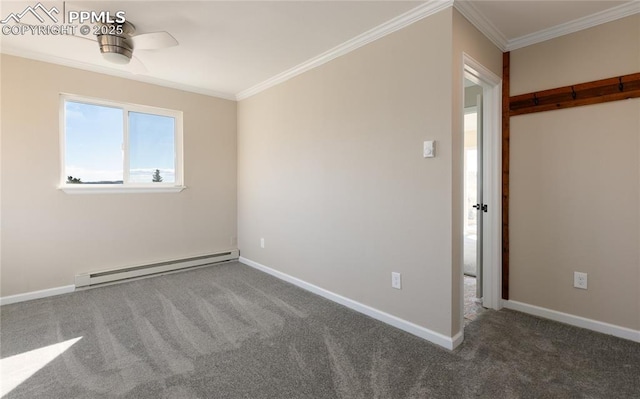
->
[95,21,178,65]
[68,20,178,73]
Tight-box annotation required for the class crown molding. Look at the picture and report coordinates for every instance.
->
[6,1,634,102]
[453,1,639,53]
[236,0,454,101]
[453,0,508,51]
[0,47,236,101]
[507,1,640,51]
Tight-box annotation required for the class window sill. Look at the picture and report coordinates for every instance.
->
[59,185,186,194]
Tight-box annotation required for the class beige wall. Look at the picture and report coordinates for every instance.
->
[0,55,237,297]
[237,8,502,338]
[510,15,640,330]
[239,10,456,335]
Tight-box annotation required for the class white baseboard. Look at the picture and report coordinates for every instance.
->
[451,330,464,348]
[0,285,75,306]
[239,257,461,350]
[503,300,640,343]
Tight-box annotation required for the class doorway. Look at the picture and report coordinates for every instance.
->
[462,54,502,327]
[463,80,485,323]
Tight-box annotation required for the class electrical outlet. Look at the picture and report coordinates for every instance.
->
[574,271,588,290]
[260,238,265,248]
[391,272,402,289]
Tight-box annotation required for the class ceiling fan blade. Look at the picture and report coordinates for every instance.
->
[129,56,148,75]
[66,33,145,73]
[131,31,178,50]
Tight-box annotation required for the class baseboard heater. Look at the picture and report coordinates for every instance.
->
[75,249,239,288]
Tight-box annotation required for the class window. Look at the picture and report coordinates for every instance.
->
[60,95,184,193]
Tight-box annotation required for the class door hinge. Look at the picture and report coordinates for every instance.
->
[472,204,488,213]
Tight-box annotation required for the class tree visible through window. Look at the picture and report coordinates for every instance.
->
[152,169,163,182]
[62,96,182,188]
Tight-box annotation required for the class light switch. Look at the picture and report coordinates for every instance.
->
[423,140,435,158]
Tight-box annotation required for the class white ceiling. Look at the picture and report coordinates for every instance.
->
[1,1,638,100]
[469,1,627,39]
[455,0,636,51]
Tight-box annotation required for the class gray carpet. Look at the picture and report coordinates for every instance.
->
[1,261,639,398]
[463,276,485,325]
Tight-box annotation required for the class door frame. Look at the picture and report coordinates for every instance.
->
[462,53,502,311]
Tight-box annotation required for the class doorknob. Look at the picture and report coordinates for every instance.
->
[472,204,488,212]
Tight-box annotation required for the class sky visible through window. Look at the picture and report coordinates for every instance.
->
[129,112,175,183]
[65,101,175,184]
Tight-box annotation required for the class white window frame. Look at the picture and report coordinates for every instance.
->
[59,94,185,194]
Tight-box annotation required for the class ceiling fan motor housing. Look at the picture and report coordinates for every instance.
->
[97,21,135,64]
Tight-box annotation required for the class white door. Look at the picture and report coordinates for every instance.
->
[463,54,502,312]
